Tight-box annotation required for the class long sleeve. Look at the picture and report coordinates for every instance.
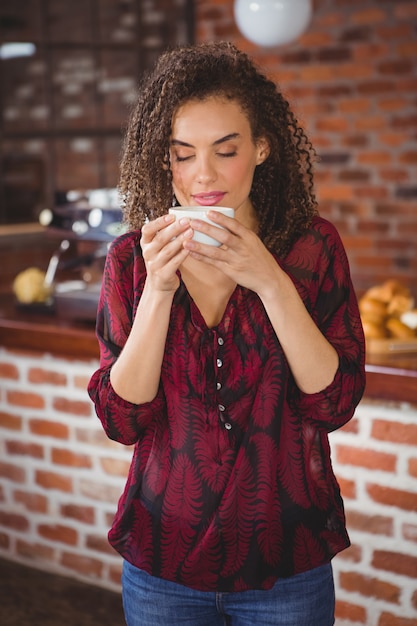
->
[87,232,166,444]
[284,217,366,431]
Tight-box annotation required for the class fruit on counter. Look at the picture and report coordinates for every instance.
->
[359,279,416,340]
[12,267,52,304]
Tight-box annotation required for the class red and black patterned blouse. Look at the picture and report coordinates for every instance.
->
[88,215,365,592]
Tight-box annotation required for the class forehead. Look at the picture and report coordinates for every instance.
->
[171,97,251,138]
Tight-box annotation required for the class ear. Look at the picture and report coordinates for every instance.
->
[256,137,270,165]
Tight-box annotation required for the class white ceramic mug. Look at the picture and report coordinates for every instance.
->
[168,206,234,247]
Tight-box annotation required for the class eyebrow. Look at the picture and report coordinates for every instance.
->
[170,133,240,148]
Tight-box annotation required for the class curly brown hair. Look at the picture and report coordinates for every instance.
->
[119,41,318,256]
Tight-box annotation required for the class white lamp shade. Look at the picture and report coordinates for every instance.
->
[234,0,313,47]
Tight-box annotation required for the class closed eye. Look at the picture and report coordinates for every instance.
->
[175,154,193,162]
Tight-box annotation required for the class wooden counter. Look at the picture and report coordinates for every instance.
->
[0,293,416,404]
[0,293,98,360]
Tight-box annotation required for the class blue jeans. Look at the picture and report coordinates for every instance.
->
[122,560,335,626]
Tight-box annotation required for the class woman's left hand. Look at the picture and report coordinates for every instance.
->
[182,210,280,297]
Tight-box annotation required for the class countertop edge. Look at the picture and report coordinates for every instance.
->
[1,306,416,404]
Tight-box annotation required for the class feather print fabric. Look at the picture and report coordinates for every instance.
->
[88,216,366,591]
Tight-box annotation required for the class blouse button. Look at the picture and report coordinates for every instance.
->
[217,358,223,368]
[224,422,232,430]
[218,404,225,412]
[218,337,224,346]
[216,382,222,390]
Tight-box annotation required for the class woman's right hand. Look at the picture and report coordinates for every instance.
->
[109,214,193,404]
[140,214,193,292]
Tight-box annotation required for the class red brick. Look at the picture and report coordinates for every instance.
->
[367,483,417,512]
[74,375,90,389]
[336,445,396,472]
[0,462,25,483]
[14,490,48,513]
[6,440,44,459]
[357,151,392,166]
[0,362,19,379]
[317,184,354,202]
[354,116,386,131]
[335,543,362,563]
[52,396,92,417]
[86,535,114,554]
[355,186,390,200]
[35,470,73,493]
[397,41,417,58]
[342,133,369,148]
[352,8,387,25]
[29,418,69,439]
[339,417,360,434]
[16,539,55,561]
[79,479,121,503]
[51,448,92,468]
[60,504,95,524]
[408,458,417,479]
[335,599,366,623]
[0,411,22,431]
[38,524,78,546]
[345,510,393,536]
[371,420,417,446]
[316,117,349,133]
[379,612,417,626]
[358,80,396,95]
[372,550,417,578]
[6,390,45,410]
[378,98,410,113]
[400,151,417,165]
[299,66,337,82]
[28,367,67,386]
[402,523,417,543]
[338,98,370,114]
[109,563,123,586]
[100,457,130,477]
[60,552,103,577]
[378,169,409,183]
[0,510,29,531]
[394,3,417,19]
[337,476,356,499]
[340,571,400,603]
[378,59,413,76]
[76,427,119,448]
[353,255,391,271]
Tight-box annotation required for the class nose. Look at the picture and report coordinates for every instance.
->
[195,155,217,184]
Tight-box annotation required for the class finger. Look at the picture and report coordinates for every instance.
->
[142,215,191,246]
[141,214,174,244]
[206,210,242,234]
[188,219,233,248]
[183,237,230,264]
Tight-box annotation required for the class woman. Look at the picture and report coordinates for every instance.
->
[88,41,365,626]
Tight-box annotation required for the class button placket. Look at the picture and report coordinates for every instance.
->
[215,334,232,431]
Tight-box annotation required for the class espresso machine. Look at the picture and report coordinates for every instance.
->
[39,188,125,321]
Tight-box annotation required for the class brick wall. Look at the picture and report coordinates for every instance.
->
[196,0,417,298]
[1,346,417,624]
[0,348,128,591]
[330,402,417,625]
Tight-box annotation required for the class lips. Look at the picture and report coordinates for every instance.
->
[192,192,226,206]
